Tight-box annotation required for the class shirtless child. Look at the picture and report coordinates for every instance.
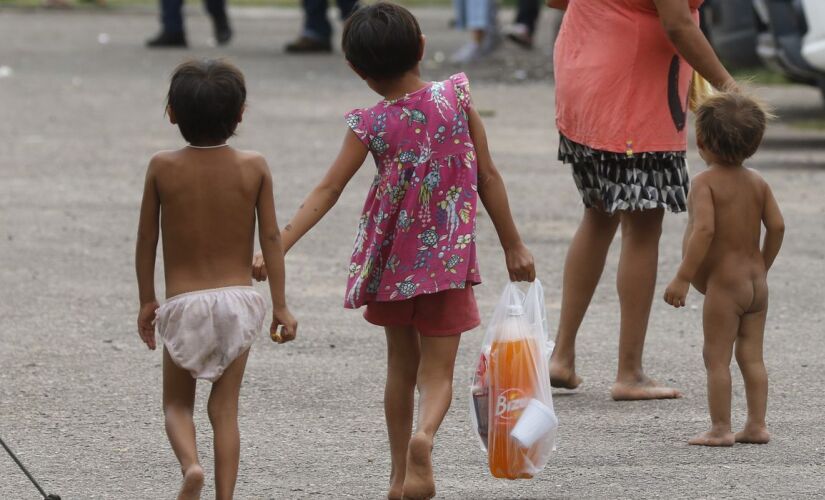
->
[664,92,784,447]
[135,59,297,499]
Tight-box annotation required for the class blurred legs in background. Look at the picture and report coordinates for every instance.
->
[146,0,231,48]
[451,0,500,64]
[504,0,539,49]
[285,0,359,53]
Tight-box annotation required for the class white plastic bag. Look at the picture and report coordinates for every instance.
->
[470,279,557,479]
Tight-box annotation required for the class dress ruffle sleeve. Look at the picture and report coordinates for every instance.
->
[345,108,372,148]
[449,72,473,112]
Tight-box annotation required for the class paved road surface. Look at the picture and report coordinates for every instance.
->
[1,6,824,499]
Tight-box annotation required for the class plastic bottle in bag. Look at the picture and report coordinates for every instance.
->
[487,303,543,479]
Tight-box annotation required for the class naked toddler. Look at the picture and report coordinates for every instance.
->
[664,92,784,447]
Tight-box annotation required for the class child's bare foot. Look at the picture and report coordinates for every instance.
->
[402,433,435,500]
[735,424,770,444]
[549,357,582,389]
[611,375,681,401]
[178,464,204,500]
[688,430,735,447]
[388,482,403,500]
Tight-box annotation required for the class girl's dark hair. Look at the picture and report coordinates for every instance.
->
[166,59,246,146]
[342,2,423,81]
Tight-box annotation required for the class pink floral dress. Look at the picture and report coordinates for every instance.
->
[343,73,481,309]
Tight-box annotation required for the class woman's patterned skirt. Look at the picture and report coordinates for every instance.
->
[559,134,690,215]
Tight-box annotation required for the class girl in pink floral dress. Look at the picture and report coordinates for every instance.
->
[253,3,534,498]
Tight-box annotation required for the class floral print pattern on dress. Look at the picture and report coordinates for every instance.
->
[343,73,481,308]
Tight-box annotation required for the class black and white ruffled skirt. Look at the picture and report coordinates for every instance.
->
[558,134,690,214]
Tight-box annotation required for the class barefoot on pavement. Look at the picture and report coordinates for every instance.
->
[549,358,582,390]
[388,483,404,500]
[178,464,204,500]
[402,433,435,500]
[689,430,735,447]
[735,425,770,444]
[611,376,681,401]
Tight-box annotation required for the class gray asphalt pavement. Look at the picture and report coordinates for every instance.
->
[1,6,824,499]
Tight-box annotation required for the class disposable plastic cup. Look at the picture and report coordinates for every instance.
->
[510,398,558,448]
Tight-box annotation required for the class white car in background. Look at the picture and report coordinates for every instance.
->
[801,0,825,71]
[703,0,825,106]
[753,0,825,103]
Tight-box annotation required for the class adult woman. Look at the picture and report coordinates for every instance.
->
[549,0,736,399]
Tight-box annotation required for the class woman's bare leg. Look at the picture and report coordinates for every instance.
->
[384,326,420,499]
[402,335,461,500]
[550,207,619,388]
[163,349,204,500]
[208,349,249,500]
[611,208,682,400]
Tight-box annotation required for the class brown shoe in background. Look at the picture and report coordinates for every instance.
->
[284,36,332,54]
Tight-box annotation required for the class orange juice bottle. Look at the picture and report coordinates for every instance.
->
[487,304,541,479]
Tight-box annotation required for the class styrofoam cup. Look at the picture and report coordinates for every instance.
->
[510,398,558,448]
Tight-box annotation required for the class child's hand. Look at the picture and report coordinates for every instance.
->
[505,242,536,282]
[137,301,159,350]
[252,252,268,282]
[270,306,298,344]
[664,278,690,308]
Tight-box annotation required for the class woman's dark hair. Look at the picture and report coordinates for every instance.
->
[166,59,246,146]
[342,2,423,81]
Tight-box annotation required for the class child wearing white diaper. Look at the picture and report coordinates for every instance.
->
[135,59,297,500]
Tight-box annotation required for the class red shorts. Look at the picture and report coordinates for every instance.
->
[363,285,481,337]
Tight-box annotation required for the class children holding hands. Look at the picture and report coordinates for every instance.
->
[135,3,786,499]
[253,4,534,497]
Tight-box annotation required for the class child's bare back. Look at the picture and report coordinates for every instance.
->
[135,60,296,499]
[686,167,772,313]
[665,91,783,448]
[150,146,267,298]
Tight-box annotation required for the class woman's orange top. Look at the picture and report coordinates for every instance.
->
[554,0,704,154]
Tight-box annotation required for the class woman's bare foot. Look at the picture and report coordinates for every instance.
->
[178,464,204,500]
[735,424,770,444]
[689,429,735,447]
[549,356,582,389]
[611,375,681,401]
[402,433,435,500]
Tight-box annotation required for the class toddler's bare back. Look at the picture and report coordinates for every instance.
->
[152,147,265,297]
[688,167,770,296]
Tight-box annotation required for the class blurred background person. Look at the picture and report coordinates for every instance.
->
[503,0,540,49]
[451,0,500,64]
[503,0,563,53]
[146,0,231,48]
[284,0,359,53]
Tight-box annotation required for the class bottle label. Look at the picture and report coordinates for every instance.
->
[494,388,530,421]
